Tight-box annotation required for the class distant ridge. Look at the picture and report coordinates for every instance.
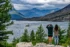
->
[43,4,70,21]
[25,4,70,21]
[10,8,24,20]
[44,4,70,18]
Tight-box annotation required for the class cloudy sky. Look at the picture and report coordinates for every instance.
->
[11,0,70,18]
[11,0,70,10]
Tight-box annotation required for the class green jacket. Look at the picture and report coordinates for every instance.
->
[47,24,53,36]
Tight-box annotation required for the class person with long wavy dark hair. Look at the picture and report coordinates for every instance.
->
[54,24,59,45]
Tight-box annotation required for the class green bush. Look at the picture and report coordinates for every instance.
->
[62,43,68,47]
[59,27,66,45]
[52,39,55,44]
[32,41,36,46]
[44,39,49,44]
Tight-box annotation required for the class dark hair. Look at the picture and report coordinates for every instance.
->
[54,24,59,31]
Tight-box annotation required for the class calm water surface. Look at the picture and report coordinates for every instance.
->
[7,20,69,43]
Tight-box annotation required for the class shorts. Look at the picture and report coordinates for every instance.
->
[48,34,53,37]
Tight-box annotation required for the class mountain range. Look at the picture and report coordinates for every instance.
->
[10,8,24,20]
[18,8,59,18]
[24,4,70,21]
[11,4,70,21]
[10,8,59,20]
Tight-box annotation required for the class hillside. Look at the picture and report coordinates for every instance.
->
[18,8,59,18]
[10,8,24,20]
[43,4,70,20]
[26,4,70,21]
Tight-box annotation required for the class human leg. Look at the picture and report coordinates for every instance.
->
[54,36,57,45]
[48,37,52,44]
[56,36,59,45]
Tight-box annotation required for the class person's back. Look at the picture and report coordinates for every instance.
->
[46,24,53,44]
[47,25,53,37]
[54,30,59,36]
[54,24,59,45]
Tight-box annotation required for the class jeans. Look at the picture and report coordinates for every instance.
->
[54,36,59,45]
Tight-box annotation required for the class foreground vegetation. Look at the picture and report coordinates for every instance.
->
[9,24,70,47]
[0,0,13,47]
[0,0,70,47]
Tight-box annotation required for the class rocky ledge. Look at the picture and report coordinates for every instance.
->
[16,42,63,47]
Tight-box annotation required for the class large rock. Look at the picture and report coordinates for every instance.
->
[16,42,63,47]
[16,42,33,47]
[34,43,47,47]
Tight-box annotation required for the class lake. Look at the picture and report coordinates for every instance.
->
[7,20,69,43]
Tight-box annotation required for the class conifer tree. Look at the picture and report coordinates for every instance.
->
[66,22,70,47]
[63,23,70,47]
[0,0,13,46]
[21,29,29,42]
[12,38,19,47]
[36,25,46,42]
[30,30,35,41]
[59,27,66,45]
[67,22,70,38]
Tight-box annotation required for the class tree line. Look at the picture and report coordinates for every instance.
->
[20,25,46,45]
